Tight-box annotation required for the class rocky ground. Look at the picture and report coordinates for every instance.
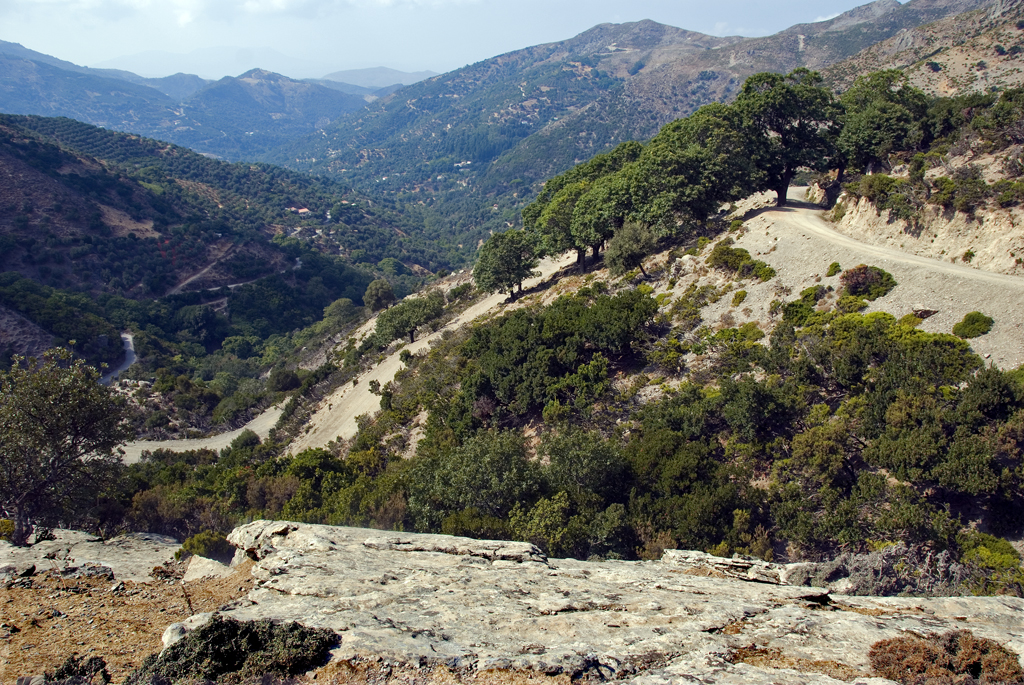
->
[0,530,254,683]
[3,522,1023,684]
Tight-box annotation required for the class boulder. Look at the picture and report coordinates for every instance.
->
[182,555,233,582]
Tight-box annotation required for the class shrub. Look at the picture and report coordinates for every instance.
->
[840,265,897,300]
[730,219,744,232]
[0,518,12,541]
[447,282,474,302]
[898,314,924,328]
[47,655,111,685]
[930,167,992,214]
[707,239,775,282]
[783,286,829,326]
[836,295,868,313]
[125,616,337,685]
[731,290,747,307]
[953,311,994,338]
[178,530,234,563]
[845,174,922,222]
[826,262,841,277]
[267,368,300,392]
[869,630,1024,683]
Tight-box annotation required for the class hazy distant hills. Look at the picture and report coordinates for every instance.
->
[320,67,438,89]
[268,0,994,247]
[0,41,381,159]
[160,69,370,160]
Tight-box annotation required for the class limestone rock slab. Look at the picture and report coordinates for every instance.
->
[207,522,1024,683]
[0,530,179,582]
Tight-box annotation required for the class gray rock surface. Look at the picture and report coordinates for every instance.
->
[182,555,233,582]
[0,529,179,583]
[210,521,1024,684]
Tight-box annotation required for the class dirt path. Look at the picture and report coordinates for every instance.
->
[119,405,284,464]
[288,252,577,454]
[100,332,135,385]
[737,189,1024,369]
[167,244,234,295]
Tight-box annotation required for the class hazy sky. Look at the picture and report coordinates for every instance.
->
[1,0,884,79]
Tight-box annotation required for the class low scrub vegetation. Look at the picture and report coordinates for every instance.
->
[953,311,994,339]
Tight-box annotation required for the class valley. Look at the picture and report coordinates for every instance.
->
[4,1,1024,683]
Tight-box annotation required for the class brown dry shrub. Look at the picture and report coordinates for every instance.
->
[869,630,1024,684]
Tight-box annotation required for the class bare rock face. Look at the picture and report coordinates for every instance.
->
[195,521,1024,684]
[0,529,180,583]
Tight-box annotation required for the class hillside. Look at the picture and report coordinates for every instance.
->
[824,0,1024,93]
[0,114,450,431]
[267,0,994,252]
[159,69,369,160]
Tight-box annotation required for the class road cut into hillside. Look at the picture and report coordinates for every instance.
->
[119,189,1024,461]
[739,189,1024,370]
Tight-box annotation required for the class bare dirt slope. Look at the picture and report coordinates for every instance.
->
[288,253,577,455]
[1,562,255,683]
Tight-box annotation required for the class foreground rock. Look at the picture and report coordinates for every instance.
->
[0,529,179,583]
[157,521,1024,684]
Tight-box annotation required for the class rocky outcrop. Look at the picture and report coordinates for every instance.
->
[0,529,179,583]
[157,521,1024,685]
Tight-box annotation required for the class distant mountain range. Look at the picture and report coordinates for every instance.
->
[0,40,437,159]
[320,67,438,89]
[0,0,1005,248]
[267,0,996,248]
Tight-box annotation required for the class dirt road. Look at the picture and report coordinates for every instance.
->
[735,189,1024,369]
[119,405,283,464]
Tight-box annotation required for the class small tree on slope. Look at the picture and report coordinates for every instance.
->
[0,348,134,545]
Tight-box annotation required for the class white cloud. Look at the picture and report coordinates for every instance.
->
[814,11,840,22]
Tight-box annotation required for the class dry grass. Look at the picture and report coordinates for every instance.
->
[869,630,1024,684]
[309,662,571,685]
[0,561,256,683]
[730,646,865,682]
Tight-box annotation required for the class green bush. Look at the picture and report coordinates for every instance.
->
[267,368,301,392]
[707,238,775,282]
[731,290,748,307]
[826,262,841,277]
[844,175,921,222]
[836,295,868,313]
[952,311,994,338]
[840,264,897,300]
[178,530,234,563]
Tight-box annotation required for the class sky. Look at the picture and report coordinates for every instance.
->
[1,0,882,80]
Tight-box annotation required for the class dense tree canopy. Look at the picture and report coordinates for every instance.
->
[838,70,928,176]
[734,68,841,206]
